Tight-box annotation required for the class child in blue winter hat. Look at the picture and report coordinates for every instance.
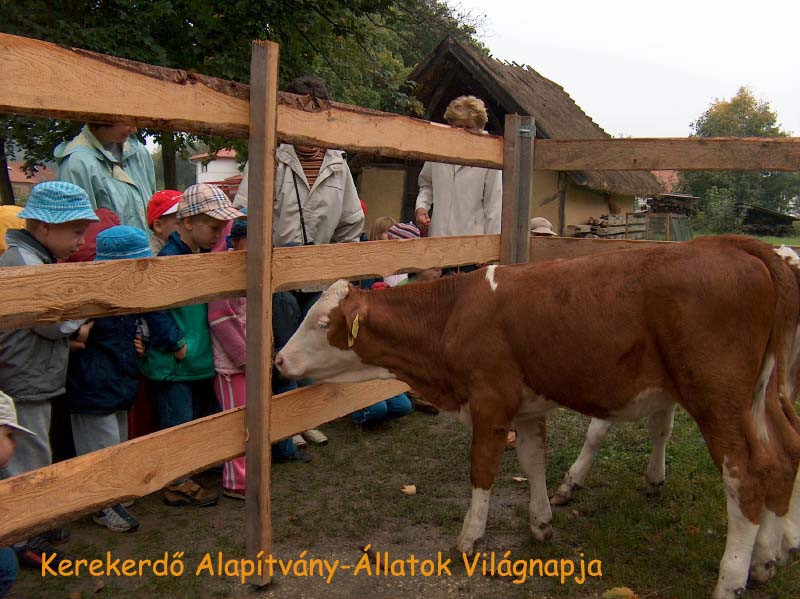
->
[66,226,153,533]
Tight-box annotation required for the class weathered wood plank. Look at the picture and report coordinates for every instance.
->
[534,138,800,172]
[529,236,671,262]
[0,32,502,168]
[271,235,501,291]
[0,253,247,330]
[0,379,408,546]
[500,115,535,264]
[0,236,501,330]
[244,40,279,584]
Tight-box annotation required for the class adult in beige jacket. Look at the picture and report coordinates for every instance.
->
[415,96,502,237]
[234,145,364,246]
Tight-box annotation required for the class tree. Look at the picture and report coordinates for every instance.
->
[679,87,800,225]
[0,0,397,199]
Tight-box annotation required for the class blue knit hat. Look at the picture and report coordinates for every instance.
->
[17,181,99,224]
[95,226,153,261]
[230,207,248,240]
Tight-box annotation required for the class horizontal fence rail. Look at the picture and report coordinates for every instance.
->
[3,33,800,172]
[0,33,501,168]
[0,379,409,545]
[534,138,800,172]
[0,236,501,330]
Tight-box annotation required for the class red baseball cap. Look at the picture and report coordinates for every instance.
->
[147,190,182,228]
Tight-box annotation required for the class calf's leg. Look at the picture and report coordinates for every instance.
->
[516,415,554,540]
[551,417,612,506]
[454,398,510,555]
[712,459,761,599]
[644,405,676,495]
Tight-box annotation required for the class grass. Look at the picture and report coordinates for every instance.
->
[13,408,800,599]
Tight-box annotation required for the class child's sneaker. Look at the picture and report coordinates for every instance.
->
[223,488,246,500]
[39,527,71,544]
[302,429,328,445]
[14,536,68,569]
[93,504,139,532]
[292,434,307,448]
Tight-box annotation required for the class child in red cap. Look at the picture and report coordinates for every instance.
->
[146,190,182,254]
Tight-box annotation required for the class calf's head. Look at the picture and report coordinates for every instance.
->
[274,279,393,383]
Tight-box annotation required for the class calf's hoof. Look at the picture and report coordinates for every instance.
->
[749,559,777,583]
[550,491,572,506]
[643,478,665,497]
[531,521,553,542]
[450,536,482,561]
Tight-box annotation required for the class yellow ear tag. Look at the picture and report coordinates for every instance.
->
[348,314,360,347]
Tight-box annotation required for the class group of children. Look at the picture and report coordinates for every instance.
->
[0,177,443,596]
[0,180,297,584]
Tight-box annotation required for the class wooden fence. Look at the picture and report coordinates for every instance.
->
[1,32,798,585]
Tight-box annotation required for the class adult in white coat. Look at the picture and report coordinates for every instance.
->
[415,96,502,238]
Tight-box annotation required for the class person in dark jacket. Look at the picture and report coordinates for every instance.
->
[66,226,154,532]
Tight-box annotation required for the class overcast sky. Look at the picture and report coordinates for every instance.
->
[455,0,800,138]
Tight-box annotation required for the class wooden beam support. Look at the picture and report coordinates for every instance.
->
[244,40,279,585]
[533,137,800,172]
[529,236,669,263]
[0,379,408,546]
[501,115,535,264]
[0,236,501,330]
[0,32,501,168]
[271,235,500,291]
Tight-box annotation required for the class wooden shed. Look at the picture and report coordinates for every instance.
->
[355,36,662,235]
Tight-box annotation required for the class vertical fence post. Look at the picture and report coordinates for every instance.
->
[244,39,279,586]
[500,114,535,264]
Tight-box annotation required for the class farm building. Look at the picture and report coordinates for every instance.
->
[189,148,240,185]
[6,160,55,202]
[355,36,662,234]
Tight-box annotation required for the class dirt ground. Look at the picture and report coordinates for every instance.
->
[10,408,799,599]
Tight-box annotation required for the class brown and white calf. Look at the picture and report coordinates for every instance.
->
[555,245,800,511]
[275,235,800,599]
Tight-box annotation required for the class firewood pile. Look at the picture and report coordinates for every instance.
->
[646,195,697,215]
[566,214,647,240]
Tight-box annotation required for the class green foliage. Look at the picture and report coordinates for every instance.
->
[151,147,197,191]
[690,187,742,233]
[679,87,800,225]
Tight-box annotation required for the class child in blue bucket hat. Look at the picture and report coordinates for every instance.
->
[66,226,152,533]
[0,180,98,565]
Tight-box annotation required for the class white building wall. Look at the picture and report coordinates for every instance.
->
[194,158,240,184]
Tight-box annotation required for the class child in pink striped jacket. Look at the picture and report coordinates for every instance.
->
[208,217,310,499]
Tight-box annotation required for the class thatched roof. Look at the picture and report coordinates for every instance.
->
[408,37,662,197]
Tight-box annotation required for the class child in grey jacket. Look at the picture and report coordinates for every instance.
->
[0,181,97,477]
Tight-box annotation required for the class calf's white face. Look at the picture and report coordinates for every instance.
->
[274,280,395,383]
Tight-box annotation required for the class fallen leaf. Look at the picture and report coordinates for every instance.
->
[687,525,700,535]
[401,485,417,495]
[69,593,81,599]
[603,587,639,599]
[511,476,528,483]
[94,579,105,593]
